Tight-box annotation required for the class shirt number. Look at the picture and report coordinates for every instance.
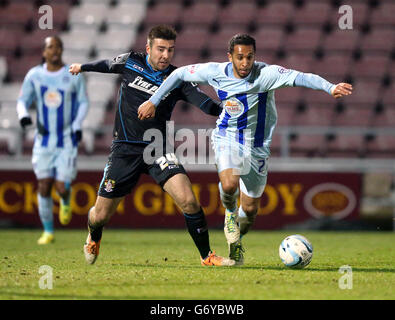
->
[155,153,179,171]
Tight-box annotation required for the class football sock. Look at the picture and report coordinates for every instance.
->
[218,182,239,212]
[238,206,256,237]
[184,208,211,259]
[87,207,104,243]
[38,195,54,234]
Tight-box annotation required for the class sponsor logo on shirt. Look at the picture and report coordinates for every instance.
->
[128,76,170,99]
[128,76,159,95]
[188,65,198,74]
[223,98,244,117]
[44,90,62,108]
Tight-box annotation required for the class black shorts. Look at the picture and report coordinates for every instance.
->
[98,142,187,198]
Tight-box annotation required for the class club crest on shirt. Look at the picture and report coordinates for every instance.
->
[104,179,115,192]
[188,65,198,74]
[223,97,245,117]
[44,90,62,108]
[278,66,290,74]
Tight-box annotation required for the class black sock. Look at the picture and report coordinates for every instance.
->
[88,209,103,243]
[184,208,211,259]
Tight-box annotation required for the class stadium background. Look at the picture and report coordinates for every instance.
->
[0,0,394,231]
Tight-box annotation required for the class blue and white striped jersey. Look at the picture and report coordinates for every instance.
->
[149,61,334,157]
[17,63,88,149]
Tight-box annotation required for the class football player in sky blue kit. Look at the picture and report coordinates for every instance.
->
[138,34,352,265]
[17,36,89,244]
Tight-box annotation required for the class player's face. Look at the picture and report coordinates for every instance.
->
[228,45,255,79]
[43,37,63,65]
[146,38,175,71]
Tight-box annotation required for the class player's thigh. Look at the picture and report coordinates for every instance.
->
[148,152,198,212]
[54,147,78,182]
[163,173,199,213]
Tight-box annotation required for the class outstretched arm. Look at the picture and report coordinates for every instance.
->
[71,75,89,142]
[69,53,130,75]
[293,72,352,98]
[138,63,212,120]
[17,70,35,129]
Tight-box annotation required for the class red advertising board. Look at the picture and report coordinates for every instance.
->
[0,170,362,229]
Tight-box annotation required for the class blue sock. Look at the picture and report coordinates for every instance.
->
[38,195,54,234]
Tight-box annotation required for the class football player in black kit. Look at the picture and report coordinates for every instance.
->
[69,25,235,266]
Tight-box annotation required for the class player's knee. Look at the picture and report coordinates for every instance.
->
[241,204,258,217]
[221,181,238,195]
[38,181,52,197]
[179,195,200,214]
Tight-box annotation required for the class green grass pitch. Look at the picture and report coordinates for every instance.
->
[0,229,394,300]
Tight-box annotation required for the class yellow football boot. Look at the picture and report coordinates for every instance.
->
[59,199,72,225]
[37,232,54,245]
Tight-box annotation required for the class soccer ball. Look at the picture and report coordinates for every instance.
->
[279,234,313,268]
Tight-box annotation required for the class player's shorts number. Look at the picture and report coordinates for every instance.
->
[155,153,179,171]
[258,159,266,173]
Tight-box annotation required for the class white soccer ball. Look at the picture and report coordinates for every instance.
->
[279,234,313,268]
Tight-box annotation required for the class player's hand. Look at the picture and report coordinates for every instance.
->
[137,101,156,120]
[330,83,353,99]
[75,130,82,143]
[20,116,32,129]
[69,63,82,75]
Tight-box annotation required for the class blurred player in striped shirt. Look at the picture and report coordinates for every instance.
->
[17,36,89,244]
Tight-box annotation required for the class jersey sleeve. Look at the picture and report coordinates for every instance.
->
[16,68,36,119]
[180,82,222,116]
[258,64,300,91]
[149,63,213,106]
[71,74,89,132]
[18,69,36,107]
[293,72,335,94]
[81,52,129,74]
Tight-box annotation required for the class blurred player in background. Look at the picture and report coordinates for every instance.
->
[17,36,89,244]
[138,33,353,265]
[69,25,235,267]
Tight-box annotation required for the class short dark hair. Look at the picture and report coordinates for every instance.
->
[228,34,256,54]
[43,36,63,50]
[147,25,177,47]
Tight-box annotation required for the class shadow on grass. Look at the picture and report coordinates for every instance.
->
[0,291,187,300]
[120,263,395,273]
